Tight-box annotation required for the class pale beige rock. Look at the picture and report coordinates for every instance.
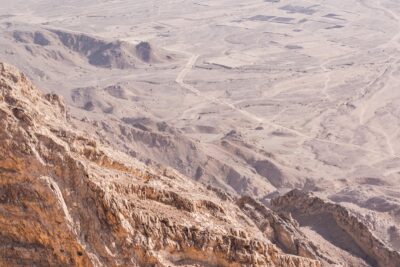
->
[271,190,400,267]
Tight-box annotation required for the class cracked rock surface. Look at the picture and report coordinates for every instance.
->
[0,62,321,266]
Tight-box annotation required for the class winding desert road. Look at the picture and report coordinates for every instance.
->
[175,53,399,158]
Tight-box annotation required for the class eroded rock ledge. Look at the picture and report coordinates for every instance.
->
[0,63,321,266]
[271,189,400,267]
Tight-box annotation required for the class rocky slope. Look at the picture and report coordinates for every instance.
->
[271,190,400,267]
[9,27,171,69]
[0,63,323,266]
[0,23,309,201]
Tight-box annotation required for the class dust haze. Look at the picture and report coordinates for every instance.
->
[1,0,400,265]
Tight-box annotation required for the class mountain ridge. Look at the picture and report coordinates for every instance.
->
[0,62,320,266]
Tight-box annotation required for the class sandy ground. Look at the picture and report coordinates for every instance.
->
[1,0,400,262]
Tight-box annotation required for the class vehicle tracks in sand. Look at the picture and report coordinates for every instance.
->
[175,53,400,159]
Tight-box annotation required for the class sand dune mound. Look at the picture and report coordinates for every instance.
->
[103,84,137,100]
[70,83,144,115]
[71,86,115,113]
[135,41,154,62]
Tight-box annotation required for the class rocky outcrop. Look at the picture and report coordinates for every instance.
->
[237,196,334,265]
[271,189,400,267]
[0,62,321,266]
[52,29,145,69]
[10,27,171,69]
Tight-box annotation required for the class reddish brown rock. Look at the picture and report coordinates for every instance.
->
[0,62,320,266]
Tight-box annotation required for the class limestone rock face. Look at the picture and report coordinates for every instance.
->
[0,62,320,266]
[271,190,400,267]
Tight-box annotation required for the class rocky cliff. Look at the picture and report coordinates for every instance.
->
[0,62,321,266]
[271,190,400,267]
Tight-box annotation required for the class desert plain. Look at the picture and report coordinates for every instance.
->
[1,0,400,265]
